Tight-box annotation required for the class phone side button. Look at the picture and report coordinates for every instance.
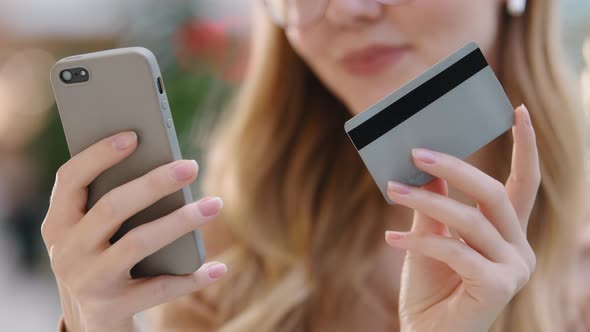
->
[166,118,173,129]
[161,99,169,110]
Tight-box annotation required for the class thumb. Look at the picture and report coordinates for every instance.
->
[410,177,449,236]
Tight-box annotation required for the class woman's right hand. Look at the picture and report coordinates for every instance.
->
[40,131,227,332]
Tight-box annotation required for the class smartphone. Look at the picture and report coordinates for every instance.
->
[50,47,206,278]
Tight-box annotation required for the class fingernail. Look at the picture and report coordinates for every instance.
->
[385,231,407,241]
[207,263,227,279]
[387,181,411,195]
[412,148,438,164]
[113,131,137,150]
[197,197,223,217]
[171,160,198,181]
[521,104,532,127]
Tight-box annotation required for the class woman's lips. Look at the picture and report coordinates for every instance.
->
[341,44,410,76]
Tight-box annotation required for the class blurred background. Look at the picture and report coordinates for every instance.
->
[0,0,588,331]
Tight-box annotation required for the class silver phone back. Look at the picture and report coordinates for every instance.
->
[50,47,206,277]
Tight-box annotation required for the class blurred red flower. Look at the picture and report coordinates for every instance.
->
[174,17,249,83]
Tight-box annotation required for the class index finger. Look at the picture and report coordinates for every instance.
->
[48,131,137,224]
[505,105,541,231]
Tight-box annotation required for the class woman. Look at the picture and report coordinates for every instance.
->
[43,0,589,331]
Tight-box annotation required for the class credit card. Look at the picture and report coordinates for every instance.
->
[344,41,514,205]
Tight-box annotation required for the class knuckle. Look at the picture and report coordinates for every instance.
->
[49,245,69,277]
[93,193,118,219]
[468,208,486,224]
[447,240,471,258]
[446,243,462,258]
[177,205,199,228]
[493,275,519,299]
[448,154,464,167]
[467,208,489,234]
[55,163,72,187]
[447,154,463,170]
[177,204,192,221]
[120,229,149,258]
[171,213,190,236]
[489,180,507,204]
[529,254,537,274]
[515,260,532,290]
[498,259,531,296]
[524,246,537,272]
[49,183,59,205]
[145,168,169,189]
[531,167,541,188]
[153,278,171,300]
[40,219,52,242]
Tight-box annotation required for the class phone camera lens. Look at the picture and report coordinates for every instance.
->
[61,70,73,82]
[59,67,89,84]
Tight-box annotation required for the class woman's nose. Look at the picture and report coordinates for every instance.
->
[324,0,385,27]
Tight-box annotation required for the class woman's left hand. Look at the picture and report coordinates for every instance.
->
[385,105,540,332]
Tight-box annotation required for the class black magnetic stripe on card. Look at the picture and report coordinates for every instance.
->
[347,48,489,151]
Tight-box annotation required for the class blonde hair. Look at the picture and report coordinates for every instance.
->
[153,1,588,331]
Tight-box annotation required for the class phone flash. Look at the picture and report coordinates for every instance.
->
[81,70,87,77]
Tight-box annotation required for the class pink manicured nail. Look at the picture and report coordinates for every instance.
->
[387,181,411,195]
[412,148,438,164]
[207,263,227,279]
[521,104,532,127]
[171,160,198,181]
[385,231,407,241]
[113,131,137,150]
[197,197,223,217]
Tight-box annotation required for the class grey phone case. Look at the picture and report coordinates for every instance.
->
[345,42,514,205]
[50,47,206,278]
